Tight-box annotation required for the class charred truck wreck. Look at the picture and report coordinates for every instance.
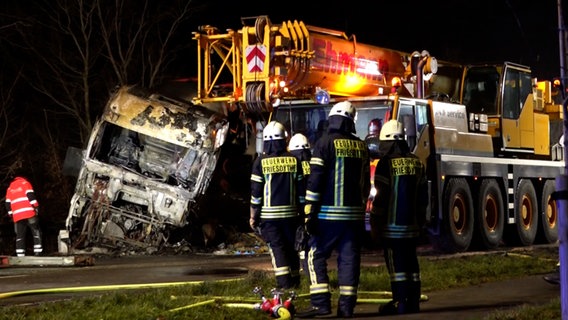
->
[59,86,230,255]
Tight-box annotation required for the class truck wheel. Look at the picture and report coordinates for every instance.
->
[436,178,474,253]
[505,179,538,246]
[473,179,504,250]
[536,180,558,244]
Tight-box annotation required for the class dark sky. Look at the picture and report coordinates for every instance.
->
[190,0,565,80]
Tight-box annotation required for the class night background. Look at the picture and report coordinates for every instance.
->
[0,0,565,253]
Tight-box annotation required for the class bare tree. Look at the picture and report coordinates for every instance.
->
[0,0,198,233]
[14,0,102,145]
[0,68,27,187]
[15,0,195,147]
[96,0,194,88]
[0,17,32,186]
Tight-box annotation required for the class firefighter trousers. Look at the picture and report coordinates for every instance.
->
[305,219,364,314]
[14,215,43,257]
[260,218,301,289]
[382,237,421,313]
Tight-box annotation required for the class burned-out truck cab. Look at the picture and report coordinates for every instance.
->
[59,86,228,254]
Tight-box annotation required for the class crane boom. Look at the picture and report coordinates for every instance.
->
[192,16,428,114]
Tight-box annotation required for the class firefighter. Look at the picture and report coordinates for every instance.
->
[365,118,382,159]
[370,119,428,315]
[288,133,312,275]
[297,101,370,319]
[288,133,312,184]
[250,121,305,289]
[5,175,43,257]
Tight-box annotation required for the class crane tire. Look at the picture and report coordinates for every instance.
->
[504,179,538,246]
[472,179,504,250]
[431,178,474,253]
[536,179,558,244]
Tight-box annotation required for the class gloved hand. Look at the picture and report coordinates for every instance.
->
[304,203,319,236]
[305,216,318,236]
[295,225,309,251]
[249,206,260,232]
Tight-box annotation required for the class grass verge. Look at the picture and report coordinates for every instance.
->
[0,245,560,320]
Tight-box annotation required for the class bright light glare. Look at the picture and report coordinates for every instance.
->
[355,59,381,76]
[370,187,377,196]
[335,75,363,93]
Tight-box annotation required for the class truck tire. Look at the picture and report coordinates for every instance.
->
[434,178,474,253]
[505,179,538,246]
[536,179,558,244]
[473,179,504,250]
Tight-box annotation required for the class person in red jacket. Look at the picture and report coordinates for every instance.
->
[5,176,43,257]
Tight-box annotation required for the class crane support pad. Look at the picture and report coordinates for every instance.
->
[0,255,95,268]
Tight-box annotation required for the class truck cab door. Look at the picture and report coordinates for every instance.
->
[501,78,521,149]
[397,99,430,162]
[501,67,532,151]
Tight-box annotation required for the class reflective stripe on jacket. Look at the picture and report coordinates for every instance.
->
[250,152,305,219]
[306,132,370,219]
[5,177,38,223]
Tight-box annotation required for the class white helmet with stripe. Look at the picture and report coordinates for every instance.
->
[263,121,287,141]
[288,133,310,151]
[379,120,405,141]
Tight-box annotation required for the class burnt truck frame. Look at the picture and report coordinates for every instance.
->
[59,86,229,254]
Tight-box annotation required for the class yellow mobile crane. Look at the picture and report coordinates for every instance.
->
[192,16,565,253]
[385,63,564,252]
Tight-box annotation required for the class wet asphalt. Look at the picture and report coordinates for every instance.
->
[0,250,560,319]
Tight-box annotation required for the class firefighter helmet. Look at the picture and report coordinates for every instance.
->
[263,121,287,141]
[329,101,355,120]
[379,120,404,141]
[288,133,310,151]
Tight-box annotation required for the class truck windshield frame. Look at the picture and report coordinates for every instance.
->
[272,99,394,146]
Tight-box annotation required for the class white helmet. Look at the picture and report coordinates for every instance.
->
[329,101,355,120]
[379,120,405,141]
[288,133,310,151]
[263,121,287,141]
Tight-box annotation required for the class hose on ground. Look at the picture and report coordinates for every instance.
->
[0,277,429,319]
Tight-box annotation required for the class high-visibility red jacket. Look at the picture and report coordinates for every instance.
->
[5,177,38,223]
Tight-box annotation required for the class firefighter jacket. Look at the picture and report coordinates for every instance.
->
[250,150,305,219]
[290,148,311,204]
[290,149,312,177]
[5,177,39,223]
[372,141,428,239]
[306,129,370,220]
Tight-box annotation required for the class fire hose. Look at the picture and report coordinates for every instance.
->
[0,279,429,319]
[0,278,245,299]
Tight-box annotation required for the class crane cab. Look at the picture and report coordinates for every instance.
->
[461,62,563,159]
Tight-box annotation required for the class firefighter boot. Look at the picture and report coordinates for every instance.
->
[378,300,399,316]
[394,281,420,314]
[296,293,331,318]
[296,306,332,318]
[379,282,403,316]
[337,294,356,318]
[405,281,421,313]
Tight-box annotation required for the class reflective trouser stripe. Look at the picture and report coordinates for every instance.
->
[309,283,330,295]
[33,244,43,253]
[274,265,291,277]
[339,285,357,296]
